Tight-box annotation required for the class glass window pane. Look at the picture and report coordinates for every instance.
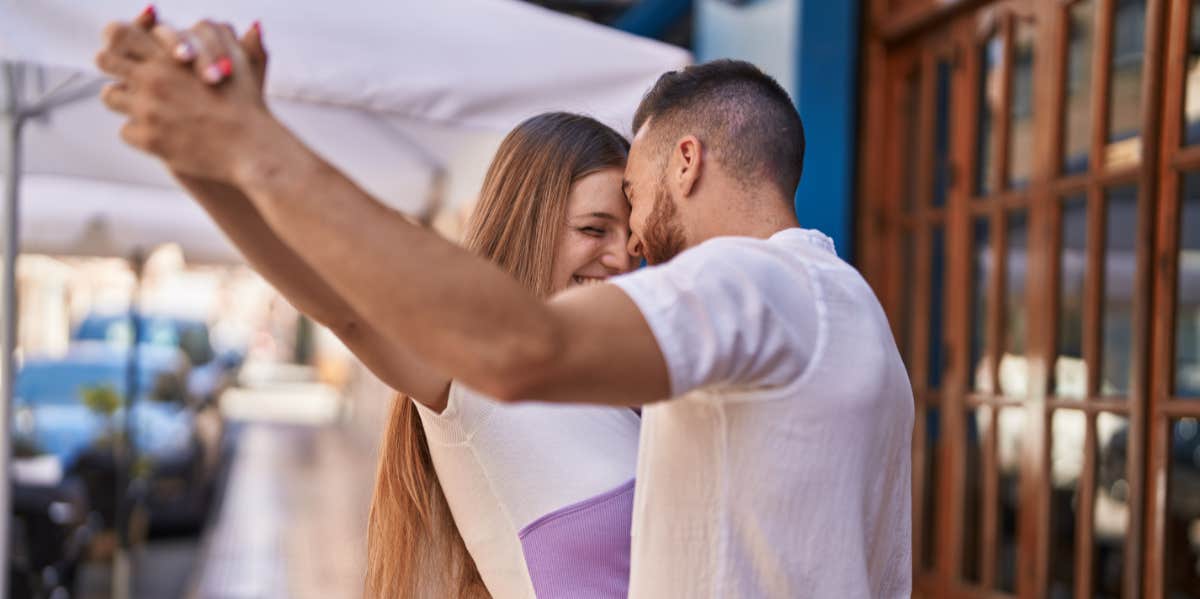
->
[1106,0,1146,168]
[1094,413,1131,598]
[962,408,986,583]
[996,408,1023,592]
[1185,0,1200,146]
[921,405,941,571]
[1101,186,1138,397]
[977,33,1003,196]
[933,59,953,208]
[929,227,946,389]
[1178,174,1200,397]
[1008,21,1036,189]
[1063,1,1095,173]
[972,218,993,393]
[1001,210,1029,397]
[1049,410,1086,598]
[1165,417,1200,596]
[903,71,922,214]
[1055,197,1089,399]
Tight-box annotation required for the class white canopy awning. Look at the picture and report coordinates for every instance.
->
[0,0,691,262]
[3,0,688,130]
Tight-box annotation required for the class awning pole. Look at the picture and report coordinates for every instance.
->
[1,60,27,599]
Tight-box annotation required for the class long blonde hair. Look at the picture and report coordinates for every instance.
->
[365,113,630,598]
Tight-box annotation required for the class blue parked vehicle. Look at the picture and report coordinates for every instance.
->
[72,312,243,406]
[13,342,224,532]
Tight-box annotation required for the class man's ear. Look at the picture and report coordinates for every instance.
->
[675,135,702,198]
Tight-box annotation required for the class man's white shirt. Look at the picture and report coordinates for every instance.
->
[611,228,914,598]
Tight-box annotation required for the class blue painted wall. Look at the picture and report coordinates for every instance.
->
[794,1,859,262]
[692,0,860,262]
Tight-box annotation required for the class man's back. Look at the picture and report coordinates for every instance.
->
[612,229,913,598]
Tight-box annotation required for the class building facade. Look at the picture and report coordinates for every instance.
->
[645,0,1200,596]
[857,1,1199,597]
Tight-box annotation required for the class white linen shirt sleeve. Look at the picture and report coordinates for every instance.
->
[609,236,822,398]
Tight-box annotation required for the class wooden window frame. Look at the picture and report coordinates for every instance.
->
[1146,1,1200,598]
[858,0,1180,597]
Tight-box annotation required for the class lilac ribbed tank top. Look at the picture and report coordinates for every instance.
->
[414,383,639,598]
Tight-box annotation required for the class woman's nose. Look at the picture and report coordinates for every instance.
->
[601,232,634,273]
[601,243,633,273]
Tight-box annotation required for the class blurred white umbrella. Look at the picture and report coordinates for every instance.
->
[17,175,244,263]
[2,0,690,238]
[0,2,689,594]
[1,0,690,258]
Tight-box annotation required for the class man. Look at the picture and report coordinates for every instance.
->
[96,15,913,597]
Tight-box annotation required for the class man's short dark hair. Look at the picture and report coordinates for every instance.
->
[632,59,805,198]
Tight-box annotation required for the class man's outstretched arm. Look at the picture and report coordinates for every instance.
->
[95,18,670,406]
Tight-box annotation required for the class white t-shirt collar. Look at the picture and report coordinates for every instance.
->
[770,227,837,255]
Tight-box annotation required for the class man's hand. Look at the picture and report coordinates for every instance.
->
[95,15,279,182]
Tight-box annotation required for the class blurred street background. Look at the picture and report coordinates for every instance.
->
[3,1,1200,598]
[15,254,393,599]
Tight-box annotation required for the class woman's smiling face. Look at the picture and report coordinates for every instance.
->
[550,167,635,293]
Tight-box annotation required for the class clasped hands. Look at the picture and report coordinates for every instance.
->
[95,6,282,183]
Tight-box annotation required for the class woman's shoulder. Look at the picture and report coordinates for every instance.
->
[413,381,500,443]
[426,382,642,443]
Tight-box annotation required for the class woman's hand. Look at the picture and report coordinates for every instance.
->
[95,11,280,182]
[151,17,268,92]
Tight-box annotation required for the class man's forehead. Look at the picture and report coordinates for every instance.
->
[626,122,653,170]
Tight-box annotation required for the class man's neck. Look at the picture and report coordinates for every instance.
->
[693,197,800,243]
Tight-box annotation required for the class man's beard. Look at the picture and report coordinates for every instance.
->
[642,183,687,265]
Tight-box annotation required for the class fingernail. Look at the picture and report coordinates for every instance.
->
[204,63,223,83]
[173,42,195,61]
[139,5,156,20]
[216,57,233,77]
[251,20,262,36]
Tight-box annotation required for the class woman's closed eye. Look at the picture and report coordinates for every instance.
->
[578,226,607,237]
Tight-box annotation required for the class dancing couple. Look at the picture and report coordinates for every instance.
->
[96,9,913,597]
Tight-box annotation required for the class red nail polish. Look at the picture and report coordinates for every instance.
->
[216,57,233,77]
[139,4,156,19]
[251,20,262,34]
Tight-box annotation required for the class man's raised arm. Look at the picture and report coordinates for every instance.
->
[95,17,670,406]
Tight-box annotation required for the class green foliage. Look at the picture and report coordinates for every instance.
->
[80,384,123,416]
[132,455,155,480]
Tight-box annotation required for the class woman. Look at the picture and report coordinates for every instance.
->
[366,113,640,599]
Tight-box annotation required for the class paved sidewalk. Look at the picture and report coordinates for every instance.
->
[189,422,378,599]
